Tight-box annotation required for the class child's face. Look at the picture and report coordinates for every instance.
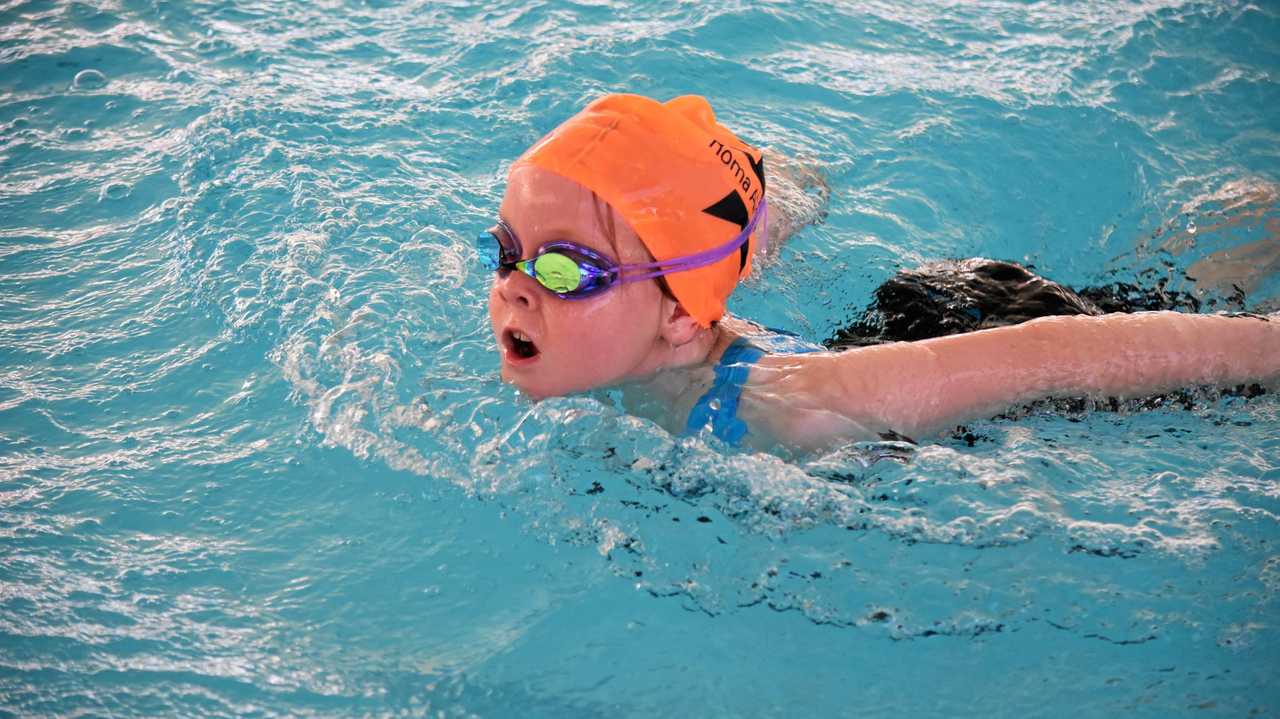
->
[488,165,670,399]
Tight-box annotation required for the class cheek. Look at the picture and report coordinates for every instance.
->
[551,305,625,359]
[553,289,658,364]
[487,283,508,336]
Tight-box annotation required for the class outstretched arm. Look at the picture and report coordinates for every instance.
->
[750,312,1280,448]
[756,149,828,260]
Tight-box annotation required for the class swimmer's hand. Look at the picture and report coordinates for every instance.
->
[741,312,1280,450]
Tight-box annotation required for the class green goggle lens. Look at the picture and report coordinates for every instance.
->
[524,252,583,293]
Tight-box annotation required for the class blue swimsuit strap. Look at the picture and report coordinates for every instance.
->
[684,337,765,445]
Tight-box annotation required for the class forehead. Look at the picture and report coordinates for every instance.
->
[502,163,592,213]
[500,164,648,260]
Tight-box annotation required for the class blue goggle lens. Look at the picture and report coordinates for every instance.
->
[476,231,503,271]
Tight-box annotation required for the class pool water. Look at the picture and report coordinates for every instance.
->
[3,0,1279,716]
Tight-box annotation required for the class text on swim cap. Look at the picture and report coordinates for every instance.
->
[708,139,763,211]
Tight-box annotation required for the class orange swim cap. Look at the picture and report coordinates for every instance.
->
[511,93,767,327]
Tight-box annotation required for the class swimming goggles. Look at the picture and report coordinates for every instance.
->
[477,196,767,300]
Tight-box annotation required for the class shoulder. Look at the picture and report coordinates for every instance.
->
[738,348,891,451]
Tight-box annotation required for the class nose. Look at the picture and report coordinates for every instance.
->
[494,267,541,310]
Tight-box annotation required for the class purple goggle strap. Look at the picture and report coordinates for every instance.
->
[616,196,768,283]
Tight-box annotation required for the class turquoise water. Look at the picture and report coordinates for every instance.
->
[3,0,1280,716]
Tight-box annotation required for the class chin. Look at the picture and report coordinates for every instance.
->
[516,385,551,401]
[500,370,551,400]
[503,371,598,401]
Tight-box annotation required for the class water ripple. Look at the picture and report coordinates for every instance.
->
[2,0,1278,715]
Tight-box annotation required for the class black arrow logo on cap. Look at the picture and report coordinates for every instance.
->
[701,190,749,229]
[701,190,751,273]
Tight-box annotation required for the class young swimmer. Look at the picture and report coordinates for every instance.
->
[483,94,1280,452]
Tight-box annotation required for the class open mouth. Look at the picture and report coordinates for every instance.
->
[504,328,540,361]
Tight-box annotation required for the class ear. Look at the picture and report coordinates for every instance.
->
[658,295,703,347]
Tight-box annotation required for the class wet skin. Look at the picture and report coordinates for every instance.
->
[488,165,710,399]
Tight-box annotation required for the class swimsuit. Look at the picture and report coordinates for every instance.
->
[683,329,822,445]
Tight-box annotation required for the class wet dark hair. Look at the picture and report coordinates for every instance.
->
[826,258,1208,349]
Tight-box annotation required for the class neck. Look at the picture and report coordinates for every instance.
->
[657,319,743,371]
[607,318,758,433]
[622,319,741,396]
[667,325,721,367]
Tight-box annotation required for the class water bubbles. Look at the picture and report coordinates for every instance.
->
[72,68,107,90]
[194,37,230,56]
[99,182,132,201]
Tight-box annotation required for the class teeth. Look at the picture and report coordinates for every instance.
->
[512,330,531,343]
